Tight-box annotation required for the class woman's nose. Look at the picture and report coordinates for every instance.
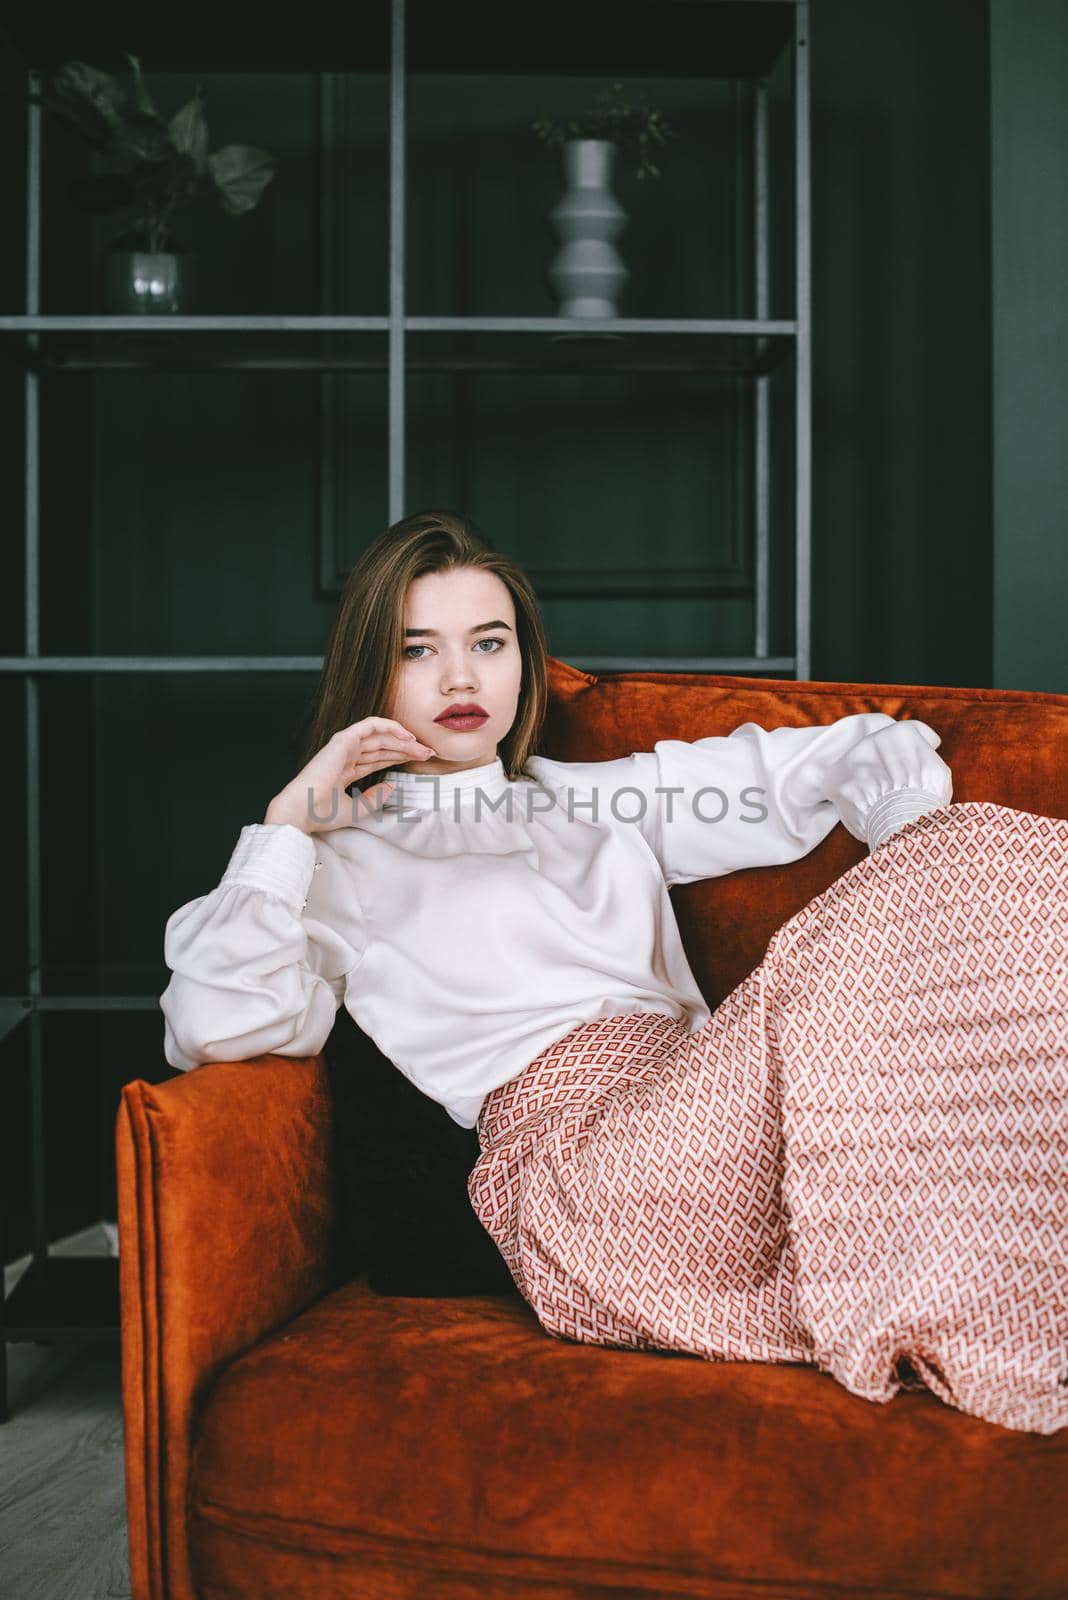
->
[441,659,478,690]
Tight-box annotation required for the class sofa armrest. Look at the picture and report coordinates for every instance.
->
[115,1053,340,1600]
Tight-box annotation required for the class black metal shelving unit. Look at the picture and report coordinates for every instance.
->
[0,0,810,1419]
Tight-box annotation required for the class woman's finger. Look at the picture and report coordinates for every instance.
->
[346,747,432,775]
[357,736,433,755]
[340,717,423,744]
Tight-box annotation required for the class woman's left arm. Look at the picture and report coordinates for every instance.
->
[526,711,951,885]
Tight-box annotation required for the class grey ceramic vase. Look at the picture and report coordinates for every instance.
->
[547,139,628,318]
[104,251,193,314]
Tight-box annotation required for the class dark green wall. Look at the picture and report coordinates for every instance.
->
[990,0,1068,695]
[810,0,992,689]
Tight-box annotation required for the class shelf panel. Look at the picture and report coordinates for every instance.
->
[0,318,796,376]
[2,1256,119,1342]
[1,996,161,1012]
[407,326,795,376]
[1,324,389,374]
[8,1,795,79]
[32,960,167,999]
[0,655,326,672]
[0,654,798,675]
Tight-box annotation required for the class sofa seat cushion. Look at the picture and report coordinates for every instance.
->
[187,1275,1067,1600]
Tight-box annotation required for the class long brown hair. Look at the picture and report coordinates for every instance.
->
[300,509,550,783]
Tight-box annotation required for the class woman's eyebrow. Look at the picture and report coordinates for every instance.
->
[403,620,513,637]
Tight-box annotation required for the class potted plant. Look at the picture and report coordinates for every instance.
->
[532,84,675,318]
[32,55,279,314]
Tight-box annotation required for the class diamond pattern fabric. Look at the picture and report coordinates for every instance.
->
[469,802,1068,1434]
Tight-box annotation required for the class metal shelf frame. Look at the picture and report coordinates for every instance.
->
[1,0,811,1419]
[0,317,799,378]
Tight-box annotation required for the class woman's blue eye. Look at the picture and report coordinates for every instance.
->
[402,638,506,661]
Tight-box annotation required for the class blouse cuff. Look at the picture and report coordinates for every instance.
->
[865,789,946,852]
[220,823,320,914]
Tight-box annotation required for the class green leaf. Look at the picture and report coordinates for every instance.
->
[31,86,114,152]
[124,54,159,118]
[169,88,209,175]
[206,144,277,216]
[107,109,175,170]
[51,60,127,130]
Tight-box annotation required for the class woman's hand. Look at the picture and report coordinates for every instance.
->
[263,717,436,835]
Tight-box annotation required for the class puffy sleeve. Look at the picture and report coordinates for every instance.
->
[525,711,951,888]
[159,823,364,1072]
[815,718,953,849]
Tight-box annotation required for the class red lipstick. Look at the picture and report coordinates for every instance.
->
[434,702,489,731]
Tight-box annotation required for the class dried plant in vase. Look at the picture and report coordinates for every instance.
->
[531,84,676,319]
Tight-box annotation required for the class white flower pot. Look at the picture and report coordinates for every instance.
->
[104,250,194,314]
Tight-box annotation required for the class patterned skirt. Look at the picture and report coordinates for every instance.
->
[467,802,1068,1435]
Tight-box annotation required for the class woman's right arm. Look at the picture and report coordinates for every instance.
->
[160,823,359,1071]
[160,715,435,1071]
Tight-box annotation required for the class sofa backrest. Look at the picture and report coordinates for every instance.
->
[541,658,1068,1011]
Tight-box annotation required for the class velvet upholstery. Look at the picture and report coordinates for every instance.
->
[118,661,1068,1600]
[116,1052,342,1600]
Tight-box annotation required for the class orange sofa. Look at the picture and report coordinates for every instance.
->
[116,661,1068,1600]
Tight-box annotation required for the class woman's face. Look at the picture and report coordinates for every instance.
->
[384,566,523,776]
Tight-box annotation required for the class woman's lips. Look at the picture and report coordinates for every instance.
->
[435,713,489,731]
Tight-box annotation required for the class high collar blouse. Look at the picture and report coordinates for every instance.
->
[159,712,948,1128]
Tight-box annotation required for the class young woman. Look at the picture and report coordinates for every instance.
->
[161,510,1068,1436]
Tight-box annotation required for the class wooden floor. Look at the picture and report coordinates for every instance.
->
[0,1231,131,1600]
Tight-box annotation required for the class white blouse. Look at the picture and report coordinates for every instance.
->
[160,712,952,1128]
